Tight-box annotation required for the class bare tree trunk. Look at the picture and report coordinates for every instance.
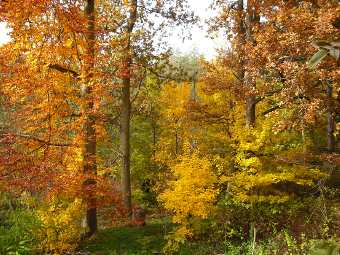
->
[152,119,156,159]
[236,0,246,82]
[236,0,256,127]
[246,92,256,127]
[238,0,259,238]
[120,0,137,218]
[189,71,198,151]
[327,83,335,152]
[245,0,259,127]
[120,77,132,217]
[82,0,97,237]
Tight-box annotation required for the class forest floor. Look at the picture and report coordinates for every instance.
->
[80,218,223,255]
[79,212,340,255]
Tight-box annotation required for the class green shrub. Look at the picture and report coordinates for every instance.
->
[0,193,41,255]
[309,240,340,255]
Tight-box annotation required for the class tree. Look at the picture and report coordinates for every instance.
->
[82,0,98,236]
[308,40,340,152]
[0,0,106,237]
[97,0,196,217]
[119,0,137,218]
[243,0,259,127]
[211,0,260,127]
[247,0,339,153]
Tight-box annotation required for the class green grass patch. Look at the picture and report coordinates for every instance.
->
[81,218,224,255]
[81,218,170,255]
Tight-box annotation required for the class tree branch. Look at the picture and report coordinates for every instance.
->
[262,105,282,116]
[48,64,79,77]
[0,132,77,147]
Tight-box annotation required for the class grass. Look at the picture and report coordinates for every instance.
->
[75,217,340,255]
[80,218,224,255]
[81,218,169,255]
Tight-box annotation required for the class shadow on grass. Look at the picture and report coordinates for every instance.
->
[81,218,224,255]
[81,218,171,255]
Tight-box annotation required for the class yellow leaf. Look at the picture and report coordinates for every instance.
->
[65,38,73,48]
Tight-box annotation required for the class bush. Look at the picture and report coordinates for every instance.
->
[37,197,85,254]
[159,151,219,252]
[0,193,41,255]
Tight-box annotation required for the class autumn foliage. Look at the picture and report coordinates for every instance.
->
[0,0,339,254]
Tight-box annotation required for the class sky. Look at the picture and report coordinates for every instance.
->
[168,0,226,59]
[0,0,225,59]
[0,22,11,45]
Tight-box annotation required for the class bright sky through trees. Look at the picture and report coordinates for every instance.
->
[0,22,11,45]
[0,0,224,59]
[168,0,226,59]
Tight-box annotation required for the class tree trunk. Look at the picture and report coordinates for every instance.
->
[120,77,132,217]
[245,0,259,127]
[246,95,256,126]
[327,83,335,152]
[82,0,97,237]
[152,119,156,159]
[236,0,256,127]
[189,72,198,151]
[236,0,246,81]
[120,0,137,218]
